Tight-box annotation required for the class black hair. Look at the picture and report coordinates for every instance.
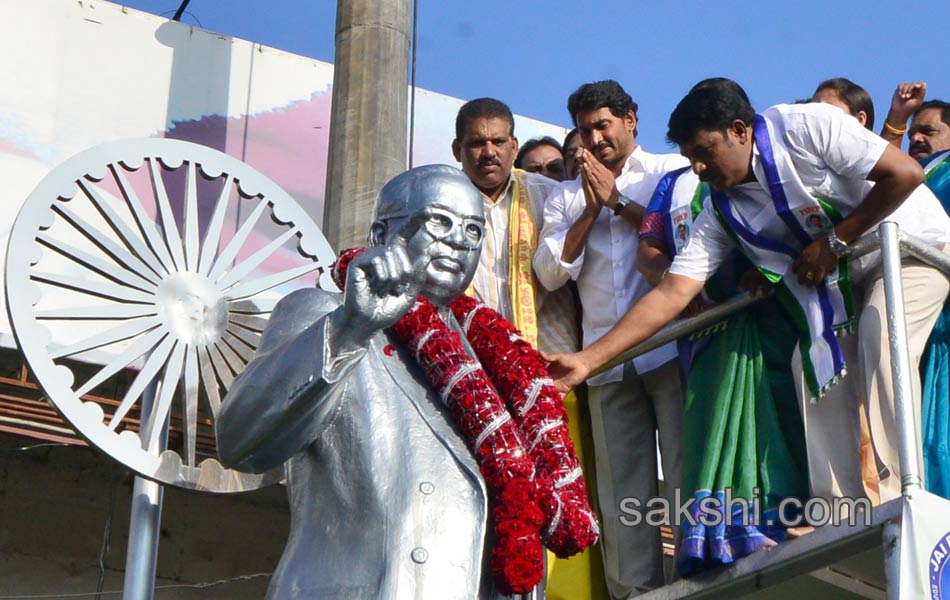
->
[567,80,639,128]
[689,77,751,102]
[562,128,579,155]
[915,100,950,126]
[667,78,754,146]
[514,136,563,168]
[814,77,876,130]
[455,98,514,140]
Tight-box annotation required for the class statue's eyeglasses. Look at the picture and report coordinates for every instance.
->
[386,207,485,250]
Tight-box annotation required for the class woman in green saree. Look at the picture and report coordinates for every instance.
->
[640,166,809,576]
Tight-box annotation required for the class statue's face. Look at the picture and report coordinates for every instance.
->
[381,174,485,306]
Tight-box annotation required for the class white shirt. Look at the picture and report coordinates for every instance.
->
[671,103,950,283]
[534,146,689,384]
[472,169,579,354]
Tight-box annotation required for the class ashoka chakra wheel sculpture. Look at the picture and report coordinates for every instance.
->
[5,138,338,492]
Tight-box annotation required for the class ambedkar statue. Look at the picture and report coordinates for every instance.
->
[216,165,597,599]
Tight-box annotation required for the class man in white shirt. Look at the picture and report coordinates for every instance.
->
[548,79,950,510]
[452,97,578,356]
[452,98,600,600]
[534,80,688,599]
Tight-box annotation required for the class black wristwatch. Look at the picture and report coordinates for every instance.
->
[613,194,630,216]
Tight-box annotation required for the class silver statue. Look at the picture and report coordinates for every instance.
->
[216,165,504,599]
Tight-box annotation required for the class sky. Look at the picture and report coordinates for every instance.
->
[119,0,949,154]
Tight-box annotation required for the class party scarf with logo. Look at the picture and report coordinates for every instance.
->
[710,110,855,399]
[653,166,710,258]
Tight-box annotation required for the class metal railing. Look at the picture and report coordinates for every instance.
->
[594,222,950,497]
[603,223,950,600]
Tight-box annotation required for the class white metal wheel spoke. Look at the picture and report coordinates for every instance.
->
[223,263,321,301]
[225,324,261,349]
[147,158,187,271]
[197,346,223,418]
[109,164,176,274]
[107,334,176,432]
[78,180,170,280]
[182,345,200,466]
[213,339,245,375]
[36,304,158,320]
[221,332,254,363]
[197,173,233,277]
[37,232,158,292]
[54,202,164,282]
[228,297,277,314]
[31,271,155,304]
[205,343,235,389]
[143,341,185,453]
[182,161,200,272]
[227,313,269,332]
[49,316,163,360]
[73,327,169,398]
[206,199,269,281]
[214,227,300,290]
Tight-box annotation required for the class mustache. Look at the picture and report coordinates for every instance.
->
[477,157,502,168]
[909,141,931,154]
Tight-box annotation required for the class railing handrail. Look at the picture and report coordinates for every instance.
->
[592,225,950,377]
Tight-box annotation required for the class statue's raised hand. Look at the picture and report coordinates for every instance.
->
[343,213,431,335]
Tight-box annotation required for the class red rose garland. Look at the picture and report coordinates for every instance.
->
[332,248,599,594]
[452,295,600,557]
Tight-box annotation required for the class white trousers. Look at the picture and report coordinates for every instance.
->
[794,259,950,504]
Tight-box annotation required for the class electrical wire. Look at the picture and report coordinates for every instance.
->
[0,572,272,599]
[94,468,119,600]
[407,0,419,168]
[171,0,191,22]
[0,442,70,454]
[159,7,202,28]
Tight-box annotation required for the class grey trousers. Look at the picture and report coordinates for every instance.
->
[587,358,685,600]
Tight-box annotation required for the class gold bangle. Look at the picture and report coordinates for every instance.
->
[884,120,908,135]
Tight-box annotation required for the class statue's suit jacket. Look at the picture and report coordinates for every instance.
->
[216,288,496,599]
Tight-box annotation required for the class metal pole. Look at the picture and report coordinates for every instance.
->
[883,520,902,600]
[901,234,950,275]
[593,291,764,376]
[123,382,163,600]
[123,476,163,600]
[878,222,923,494]
[322,0,411,252]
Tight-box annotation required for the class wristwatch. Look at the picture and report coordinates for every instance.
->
[613,194,630,216]
[826,227,851,258]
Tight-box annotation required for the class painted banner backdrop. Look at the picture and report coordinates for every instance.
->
[0,0,569,355]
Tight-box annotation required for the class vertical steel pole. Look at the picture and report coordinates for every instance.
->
[322,0,411,252]
[883,520,902,600]
[123,383,163,600]
[123,477,163,599]
[878,222,923,493]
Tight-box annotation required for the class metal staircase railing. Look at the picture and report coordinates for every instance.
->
[584,222,950,599]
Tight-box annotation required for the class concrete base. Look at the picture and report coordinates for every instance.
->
[0,433,288,597]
